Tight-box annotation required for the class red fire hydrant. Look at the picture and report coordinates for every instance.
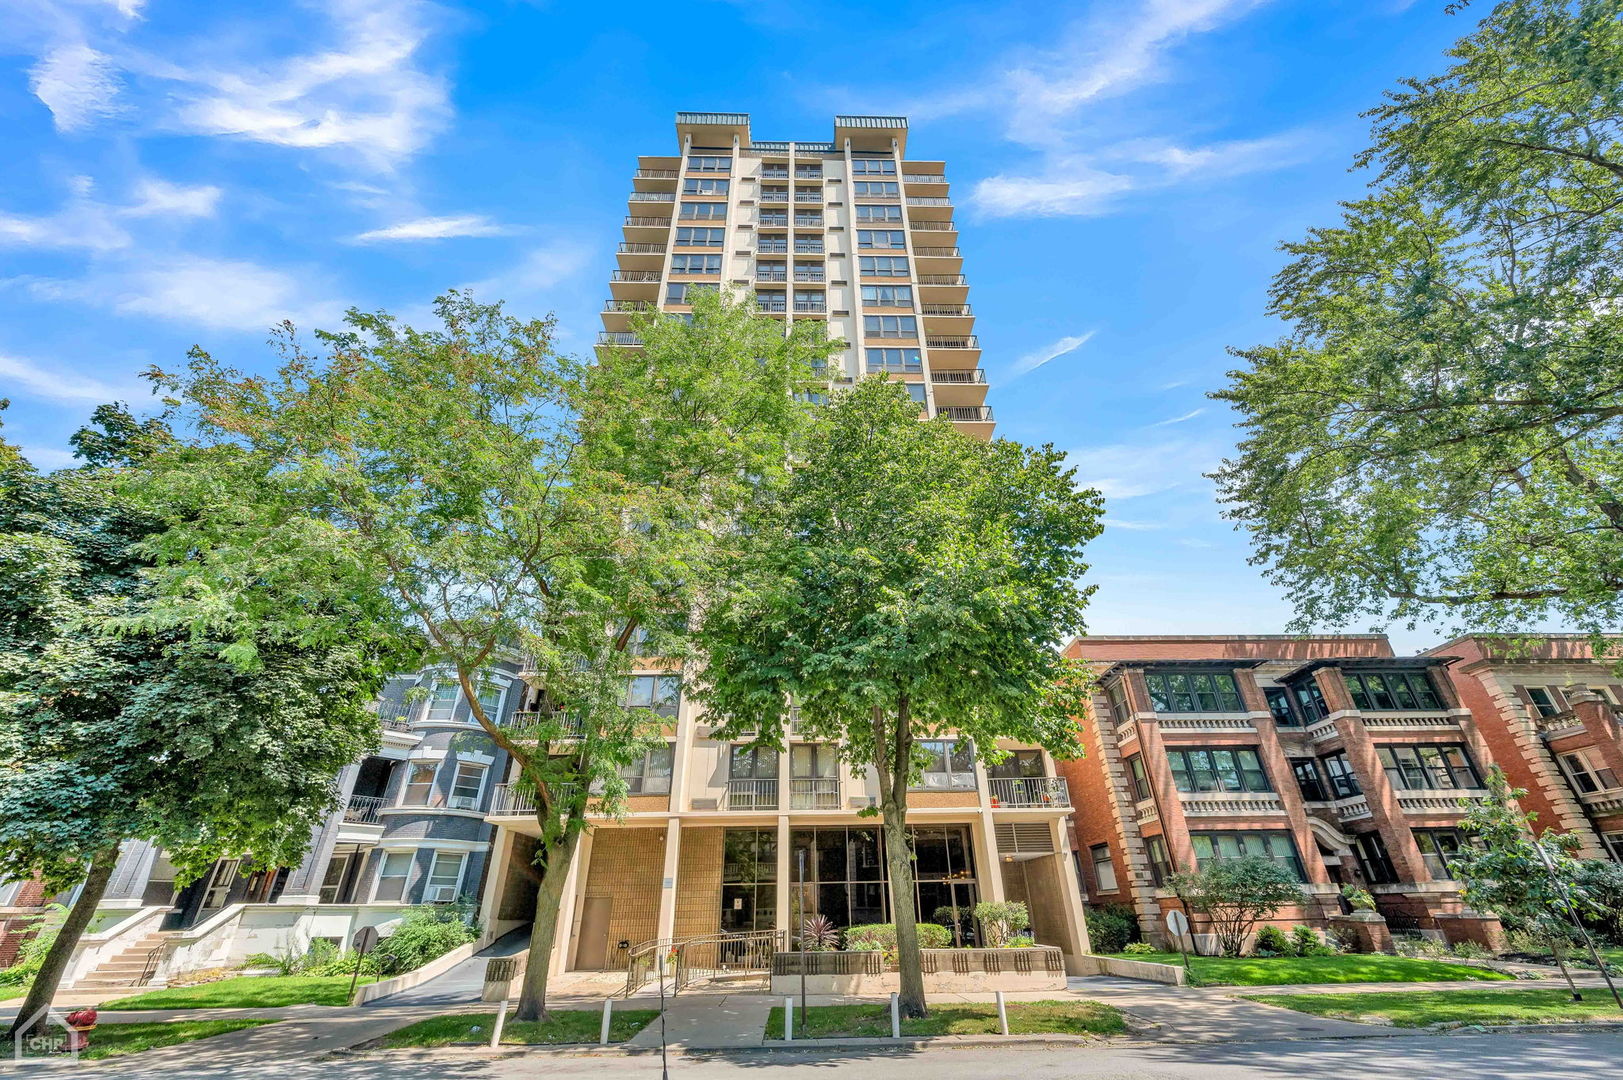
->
[63,1008,97,1052]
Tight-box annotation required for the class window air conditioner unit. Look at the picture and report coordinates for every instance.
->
[448,796,478,811]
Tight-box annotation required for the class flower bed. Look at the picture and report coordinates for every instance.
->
[769,947,1066,994]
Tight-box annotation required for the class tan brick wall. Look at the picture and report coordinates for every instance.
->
[674,826,725,939]
[582,828,664,967]
[908,792,980,809]
[626,795,672,814]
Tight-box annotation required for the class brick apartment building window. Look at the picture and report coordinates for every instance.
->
[987,749,1045,778]
[861,285,914,306]
[914,739,975,790]
[374,851,411,901]
[1523,686,1562,717]
[675,226,724,247]
[730,744,778,781]
[425,683,460,722]
[1290,680,1331,723]
[1377,744,1481,790]
[1127,755,1153,801]
[1290,757,1330,802]
[621,743,675,794]
[855,204,903,223]
[853,181,901,197]
[1107,683,1131,726]
[682,177,729,196]
[1191,831,1304,881]
[1344,671,1443,711]
[723,828,777,933]
[1144,671,1244,713]
[757,234,788,253]
[858,229,906,249]
[1413,829,1469,880]
[789,826,886,929]
[1605,832,1623,863]
[858,256,910,276]
[865,348,922,373]
[1144,835,1173,886]
[1560,748,1619,794]
[679,202,726,220]
[625,674,680,717]
[670,254,722,275]
[1090,844,1119,893]
[666,281,718,304]
[1265,687,1302,726]
[448,762,487,810]
[1354,832,1398,884]
[425,851,467,901]
[1167,747,1271,793]
[863,314,918,337]
[1319,751,1362,798]
[402,762,438,806]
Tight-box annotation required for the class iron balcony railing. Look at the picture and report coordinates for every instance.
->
[490,783,535,815]
[634,168,678,179]
[907,197,952,206]
[761,168,790,180]
[760,213,789,226]
[761,190,790,203]
[793,301,827,313]
[913,246,961,257]
[725,778,779,810]
[617,243,665,254]
[931,369,987,384]
[624,216,671,228]
[758,242,789,253]
[988,776,1070,808]
[922,304,972,316]
[629,192,675,203]
[910,220,956,231]
[794,243,824,254]
[610,270,661,282]
[927,336,980,348]
[757,300,788,313]
[502,710,585,740]
[903,173,948,184]
[794,214,824,227]
[793,270,825,282]
[918,275,968,286]
[343,794,387,824]
[757,269,788,282]
[790,777,840,810]
[796,167,823,179]
[794,191,822,203]
[598,332,644,346]
[938,405,994,422]
[604,300,655,313]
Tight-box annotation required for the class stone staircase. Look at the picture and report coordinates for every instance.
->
[67,931,175,993]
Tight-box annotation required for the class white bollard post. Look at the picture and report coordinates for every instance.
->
[890,992,900,1039]
[490,995,510,1048]
[600,996,614,1045]
[784,996,794,1041]
[996,990,1009,1035]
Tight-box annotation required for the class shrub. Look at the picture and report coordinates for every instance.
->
[843,922,952,963]
[1289,925,1323,956]
[1449,940,1492,960]
[800,915,839,952]
[304,950,384,977]
[973,900,1031,948]
[372,905,479,975]
[1170,858,1304,958]
[1085,904,1140,954]
[1121,941,1158,956]
[1007,935,1035,948]
[1252,925,1293,957]
[303,937,340,970]
[1341,885,1376,911]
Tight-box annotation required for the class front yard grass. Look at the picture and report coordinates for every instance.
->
[377,1009,660,1048]
[1245,987,1623,1028]
[16,1019,273,1061]
[1106,951,1510,987]
[764,1000,1126,1040]
[102,974,377,1009]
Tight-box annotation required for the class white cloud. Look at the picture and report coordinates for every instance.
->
[152,0,451,166]
[1002,330,1095,383]
[29,43,122,132]
[972,166,1136,218]
[19,445,80,470]
[1147,408,1205,427]
[351,214,515,243]
[123,178,221,218]
[461,242,593,310]
[1066,438,1222,500]
[1107,518,1166,531]
[0,353,150,404]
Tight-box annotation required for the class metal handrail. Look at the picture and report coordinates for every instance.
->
[617,243,665,254]
[789,777,840,809]
[931,369,987,384]
[610,270,661,282]
[917,275,967,285]
[921,304,971,316]
[938,405,993,422]
[927,336,980,348]
[671,929,785,994]
[910,220,956,231]
[988,776,1070,808]
[725,778,779,810]
[343,794,387,824]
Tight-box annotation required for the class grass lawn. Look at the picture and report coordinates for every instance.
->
[764,1000,1126,1040]
[102,974,378,1009]
[1106,951,1510,987]
[1245,988,1623,1028]
[16,1019,273,1061]
[378,1010,660,1048]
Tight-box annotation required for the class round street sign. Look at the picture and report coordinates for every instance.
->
[352,926,380,955]
[1164,909,1190,938]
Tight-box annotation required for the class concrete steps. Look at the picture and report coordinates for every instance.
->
[66,931,174,991]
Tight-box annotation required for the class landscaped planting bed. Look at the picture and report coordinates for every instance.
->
[1106,951,1510,987]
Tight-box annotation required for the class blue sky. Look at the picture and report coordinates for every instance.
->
[2,0,1481,649]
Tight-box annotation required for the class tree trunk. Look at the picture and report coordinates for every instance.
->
[880,793,926,1018]
[514,827,583,1022]
[5,846,121,1039]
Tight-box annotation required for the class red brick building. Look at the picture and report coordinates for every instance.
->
[1431,634,1623,862]
[1059,635,1506,950]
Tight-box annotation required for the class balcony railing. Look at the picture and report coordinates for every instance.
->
[922,304,971,316]
[757,270,788,282]
[794,214,824,227]
[761,168,790,180]
[757,301,787,313]
[605,300,655,313]
[610,270,661,282]
[598,332,644,346]
[635,168,678,179]
[794,191,823,203]
[903,173,948,184]
[624,216,671,228]
[761,190,789,203]
[726,778,779,811]
[629,192,675,203]
[344,794,387,824]
[931,369,987,384]
[988,777,1070,808]
[793,301,827,313]
[907,197,952,206]
[794,243,824,254]
[927,336,979,348]
[617,243,665,254]
[938,405,993,422]
[917,275,967,285]
[489,783,535,816]
[913,247,961,257]
[793,271,825,283]
[789,777,840,810]
[910,220,956,231]
[760,213,789,226]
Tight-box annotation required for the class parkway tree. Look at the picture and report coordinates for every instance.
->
[153,291,832,1020]
[696,377,1102,1017]
[1212,0,1623,648]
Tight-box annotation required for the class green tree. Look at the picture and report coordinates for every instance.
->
[1213,0,1623,644]
[1167,857,1305,958]
[152,290,831,1020]
[1449,768,1622,1004]
[0,403,407,1037]
[696,377,1101,1016]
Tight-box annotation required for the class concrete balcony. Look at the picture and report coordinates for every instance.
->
[489,783,535,817]
[1393,788,1489,815]
[905,196,953,220]
[627,191,675,216]
[1179,791,1286,816]
[988,777,1070,808]
[930,369,988,408]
